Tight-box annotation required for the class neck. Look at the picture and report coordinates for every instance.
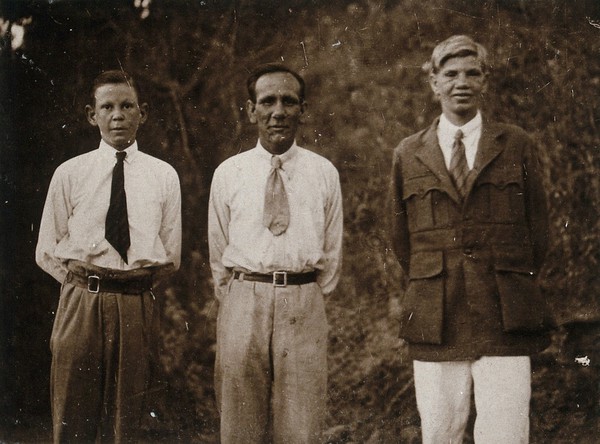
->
[261,140,293,155]
[444,110,478,127]
[107,143,130,152]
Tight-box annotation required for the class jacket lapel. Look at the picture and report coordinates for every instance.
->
[415,119,461,205]
[463,122,506,199]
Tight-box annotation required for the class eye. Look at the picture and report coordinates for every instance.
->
[260,98,275,106]
[101,104,111,110]
[283,97,300,106]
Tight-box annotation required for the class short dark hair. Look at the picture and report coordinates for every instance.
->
[246,63,305,103]
[89,70,143,105]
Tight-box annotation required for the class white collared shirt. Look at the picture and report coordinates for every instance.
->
[36,140,182,283]
[208,141,343,298]
[437,112,483,170]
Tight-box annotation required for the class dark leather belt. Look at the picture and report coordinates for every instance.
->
[233,271,317,287]
[66,270,153,294]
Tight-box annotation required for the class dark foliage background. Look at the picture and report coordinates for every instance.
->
[1,0,599,442]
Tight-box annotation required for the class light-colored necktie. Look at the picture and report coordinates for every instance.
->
[105,151,130,263]
[449,129,469,199]
[263,155,290,236]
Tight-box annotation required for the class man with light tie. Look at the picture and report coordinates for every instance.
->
[208,63,343,443]
[36,70,181,443]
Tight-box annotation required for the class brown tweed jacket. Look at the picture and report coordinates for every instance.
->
[390,117,551,361]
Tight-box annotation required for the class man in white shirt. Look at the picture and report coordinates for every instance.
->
[36,70,181,443]
[208,63,343,443]
[390,36,549,443]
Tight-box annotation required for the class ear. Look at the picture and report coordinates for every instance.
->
[429,73,440,97]
[139,102,149,125]
[299,100,307,124]
[246,99,257,124]
[480,73,489,95]
[85,104,98,126]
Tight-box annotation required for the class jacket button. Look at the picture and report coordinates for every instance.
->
[463,248,473,255]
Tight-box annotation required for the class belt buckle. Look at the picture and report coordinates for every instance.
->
[87,275,100,293]
[273,271,287,287]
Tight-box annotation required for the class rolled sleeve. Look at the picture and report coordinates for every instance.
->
[160,168,182,271]
[317,167,343,294]
[35,167,71,283]
[208,167,232,300]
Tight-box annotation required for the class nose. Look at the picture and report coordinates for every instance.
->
[272,100,286,118]
[456,72,469,87]
[111,107,125,120]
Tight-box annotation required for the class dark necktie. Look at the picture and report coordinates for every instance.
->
[449,129,469,199]
[263,155,290,236]
[105,151,130,263]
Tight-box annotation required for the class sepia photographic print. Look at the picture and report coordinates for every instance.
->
[1,0,599,442]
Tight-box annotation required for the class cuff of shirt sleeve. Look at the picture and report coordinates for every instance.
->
[214,283,228,302]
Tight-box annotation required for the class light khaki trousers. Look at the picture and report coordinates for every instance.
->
[413,356,531,444]
[215,279,329,444]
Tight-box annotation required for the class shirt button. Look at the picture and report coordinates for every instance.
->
[282,349,289,357]
[290,317,297,325]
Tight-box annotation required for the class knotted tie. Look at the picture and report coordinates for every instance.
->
[105,151,130,263]
[263,155,290,236]
[449,129,469,199]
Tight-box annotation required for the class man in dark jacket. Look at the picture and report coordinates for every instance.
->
[390,35,550,443]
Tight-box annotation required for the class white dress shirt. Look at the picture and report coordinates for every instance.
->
[437,112,483,171]
[208,141,343,298]
[36,140,182,283]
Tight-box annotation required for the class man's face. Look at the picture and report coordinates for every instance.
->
[247,72,305,155]
[429,55,488,126]
[86,83,147,151]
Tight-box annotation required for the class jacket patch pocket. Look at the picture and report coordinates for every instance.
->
[478,168,524,223]
[399,251,444,344]
[493,247,546,332]
[403,176,442,231]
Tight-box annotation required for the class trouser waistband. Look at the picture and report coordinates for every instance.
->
[233,270,317,287]
[66,260,160,294]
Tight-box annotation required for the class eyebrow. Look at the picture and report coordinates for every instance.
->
[258,93,299,102]
[441,67,483,73]
[97,98,137,106]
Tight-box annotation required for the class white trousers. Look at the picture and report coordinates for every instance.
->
[413,356,531,444]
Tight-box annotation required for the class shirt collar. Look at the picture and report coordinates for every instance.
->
[438,111,482,139]
[98,139,139,164]
[255,140,298,166]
